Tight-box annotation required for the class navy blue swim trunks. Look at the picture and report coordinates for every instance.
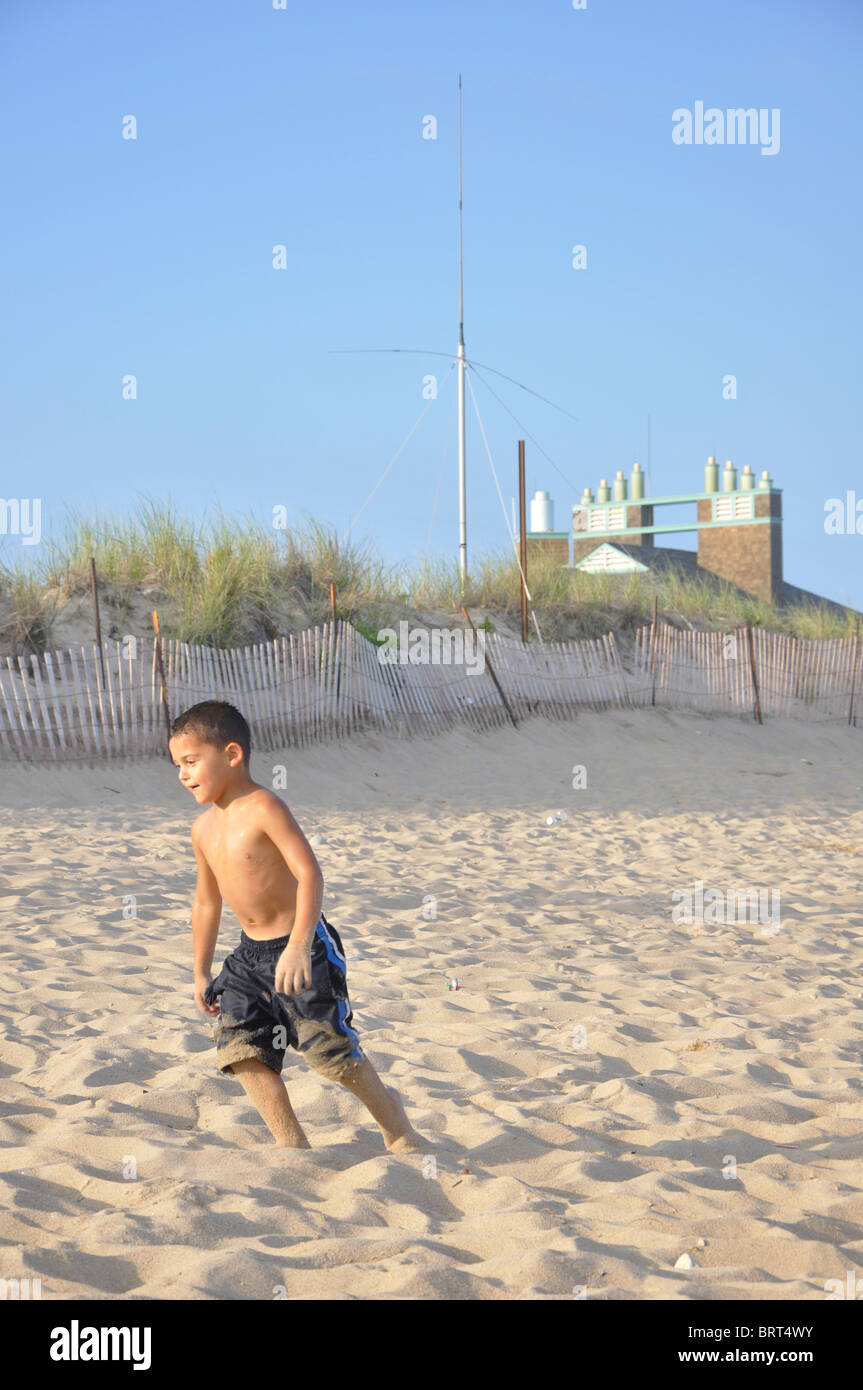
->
[204,914,364,1081]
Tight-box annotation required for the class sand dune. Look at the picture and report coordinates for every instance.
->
[1,710,861,1300]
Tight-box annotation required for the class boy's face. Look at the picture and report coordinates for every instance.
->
[169,732,244,804]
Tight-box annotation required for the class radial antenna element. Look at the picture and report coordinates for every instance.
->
[457,73,467,584]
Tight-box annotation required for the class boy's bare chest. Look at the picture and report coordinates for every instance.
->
[202,824,284,887]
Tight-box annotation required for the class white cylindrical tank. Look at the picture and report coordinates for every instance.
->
[529,490,554,532]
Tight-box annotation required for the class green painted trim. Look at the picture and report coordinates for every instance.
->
[523,532,569,540]
[572,517,779,538]
[572,487,781,511]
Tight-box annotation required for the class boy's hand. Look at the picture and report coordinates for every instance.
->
[195,973,220,1017]
[274,941,312,996]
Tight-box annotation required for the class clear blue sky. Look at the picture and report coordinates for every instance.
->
[2,0,861,609]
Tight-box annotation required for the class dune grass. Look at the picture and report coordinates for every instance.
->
[0,504,858,652]
[0,568,58,651]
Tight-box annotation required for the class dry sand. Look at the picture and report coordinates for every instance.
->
[1,709,861,1300]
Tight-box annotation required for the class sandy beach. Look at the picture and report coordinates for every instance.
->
[1,709,861,1300]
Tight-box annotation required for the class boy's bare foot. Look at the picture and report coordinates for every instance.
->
[380,1086,428,1154]
[275,1134,313,1149]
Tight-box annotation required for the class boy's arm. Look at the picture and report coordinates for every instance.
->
[191,824,222,1016]
[257,795,323,994]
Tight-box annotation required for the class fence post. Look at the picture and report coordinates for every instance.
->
[650,596,659,706]
[850,617,862,727]
[151,610,172,750]
[745,622,763,725]
[460,606,518,728]
[89,557,107,689]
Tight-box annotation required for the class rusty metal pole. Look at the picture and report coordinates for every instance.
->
[518,440,528,644]
[329,581,337,624]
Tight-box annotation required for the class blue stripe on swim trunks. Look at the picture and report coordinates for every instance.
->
[317,916,346,969]
[316,918,362,1057]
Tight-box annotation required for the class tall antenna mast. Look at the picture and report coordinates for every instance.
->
[457,73,467,584]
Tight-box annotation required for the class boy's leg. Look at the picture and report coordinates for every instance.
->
[293,919,427,1152]
[334,1055,426,1153]
[230,1058,311,1149]
[209,937,310,1148]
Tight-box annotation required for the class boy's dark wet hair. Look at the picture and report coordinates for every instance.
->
[170,701,251,764]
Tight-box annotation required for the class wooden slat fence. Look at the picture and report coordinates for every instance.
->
[0,621,859,763]
[632,623,862,722]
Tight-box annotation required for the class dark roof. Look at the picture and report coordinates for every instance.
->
[576,544,858,617]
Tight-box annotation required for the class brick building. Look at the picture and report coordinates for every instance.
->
[524,458,784,603]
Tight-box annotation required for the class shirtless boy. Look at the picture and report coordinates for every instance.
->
[170,699,424,1152]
